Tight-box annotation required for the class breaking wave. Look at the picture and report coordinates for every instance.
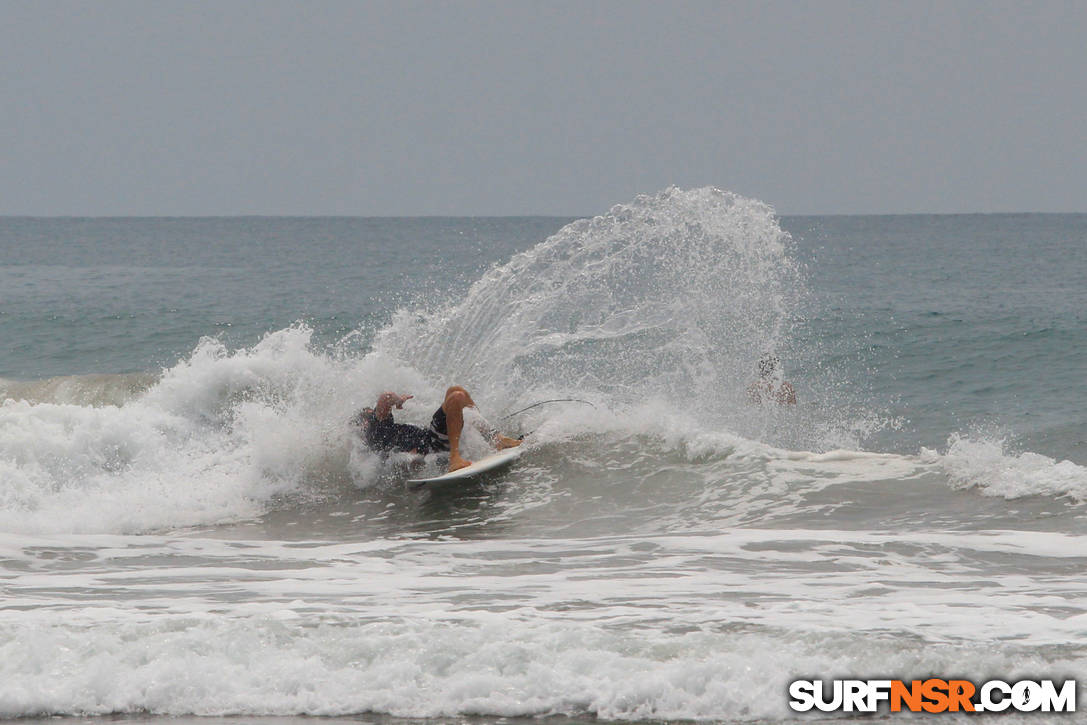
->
[0,188,1082,538]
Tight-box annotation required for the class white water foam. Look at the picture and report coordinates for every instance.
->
[4,615,1080,720]
[0,326,383,534]
[924,434,1087,502]
[3,530,1085,720]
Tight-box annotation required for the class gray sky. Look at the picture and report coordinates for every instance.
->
[3,0,1085,215]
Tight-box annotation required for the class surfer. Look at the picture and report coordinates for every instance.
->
[747,353,797,405]
[351,386,521,472]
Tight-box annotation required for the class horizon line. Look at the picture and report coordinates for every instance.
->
[2,210,1085,220]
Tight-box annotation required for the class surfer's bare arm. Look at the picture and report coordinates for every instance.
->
[494,433,522,450]
[375,391,412,420]
[777,382,797,405]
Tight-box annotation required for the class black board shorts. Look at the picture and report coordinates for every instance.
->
[353,408,449,455]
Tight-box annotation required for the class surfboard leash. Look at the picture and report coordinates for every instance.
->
[500,398,597,420]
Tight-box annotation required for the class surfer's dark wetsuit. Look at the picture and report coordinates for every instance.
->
[352,407,450,455]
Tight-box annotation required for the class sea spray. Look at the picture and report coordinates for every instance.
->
[379,191,781,418]
[374,187,877,450]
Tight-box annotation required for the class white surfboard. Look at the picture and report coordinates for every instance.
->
[406,446,523,490]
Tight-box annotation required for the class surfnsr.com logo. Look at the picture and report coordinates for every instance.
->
[789,679,1076,713]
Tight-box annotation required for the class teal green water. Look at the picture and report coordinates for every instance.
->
[0,217,566,377]
[792,213,1087,461]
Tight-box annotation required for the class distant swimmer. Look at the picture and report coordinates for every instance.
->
[747,353,797,405]
[351,386,521,472]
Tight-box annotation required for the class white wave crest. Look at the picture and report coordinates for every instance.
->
[0,325,405,534]
[923,434,1087,502]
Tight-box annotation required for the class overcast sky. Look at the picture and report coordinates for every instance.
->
[3,0,1085,216]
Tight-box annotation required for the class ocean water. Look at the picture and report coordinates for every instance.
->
[1,188,1085,722]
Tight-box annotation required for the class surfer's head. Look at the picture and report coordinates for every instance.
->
[758,353,779,378]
